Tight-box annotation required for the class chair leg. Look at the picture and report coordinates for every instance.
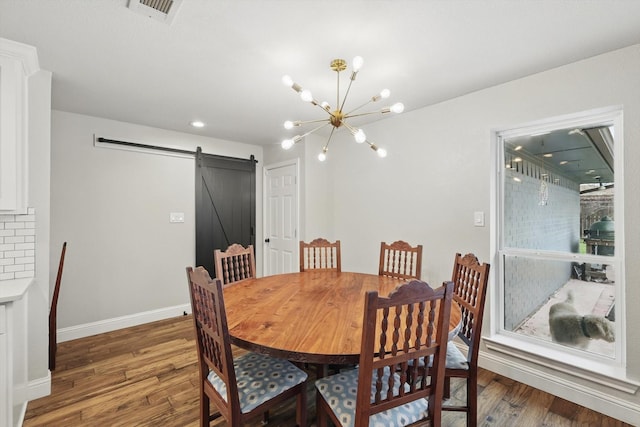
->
[200,391,209,427]
[443,375,451,399]
[316,392,328,427]
[466,376,478,427]
[48,338,56,371]
[428,393,443,426]
[316,363,328,379]
[295,385,307,427]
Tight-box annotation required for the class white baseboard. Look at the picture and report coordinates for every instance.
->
[479,349,640,425]
[14,373,50,425]
[27,372,51,401]
[57,303,192,343]
[14,402,27,427]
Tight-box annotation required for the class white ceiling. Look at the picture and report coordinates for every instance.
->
[1,0,640,148]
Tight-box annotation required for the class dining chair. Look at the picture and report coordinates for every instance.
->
[299,238,341,272]
[442,252,491,427]
[214,243,256,285]
[316,279,454,427]
[49,241,67,371]
[186,266,308,427]
[378,240,423,280]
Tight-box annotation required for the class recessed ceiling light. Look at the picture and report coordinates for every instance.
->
[190,121,205,128]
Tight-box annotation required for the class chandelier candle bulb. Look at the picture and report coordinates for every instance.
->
[390,102,404,113]
[281,139,294,150]
[300,89,313,102]
[284,120,304,129]
[352,56,364,71]
[282,75,302,92]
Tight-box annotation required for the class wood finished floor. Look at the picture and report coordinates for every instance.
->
[25,315,632,426]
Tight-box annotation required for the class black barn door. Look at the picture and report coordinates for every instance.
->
[195,147,256,276]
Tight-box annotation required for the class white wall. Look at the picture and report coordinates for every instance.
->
[27,68,51,389]
[328,106,492,282]
[263,132,334,244]
[50,112,263,335]
[319,45,640,422]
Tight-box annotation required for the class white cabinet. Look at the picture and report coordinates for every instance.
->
[0,39,39,213]
[0,279,31,427]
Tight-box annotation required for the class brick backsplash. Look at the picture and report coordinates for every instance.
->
[0,207,36,281]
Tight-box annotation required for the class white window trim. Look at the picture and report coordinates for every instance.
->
[488,106,631,385]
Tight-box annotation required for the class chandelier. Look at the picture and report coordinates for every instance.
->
[280,56,404,161]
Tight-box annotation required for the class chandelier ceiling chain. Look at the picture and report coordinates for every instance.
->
[280,56,404,161]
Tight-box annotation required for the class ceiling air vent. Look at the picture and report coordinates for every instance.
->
[128,0,183,25]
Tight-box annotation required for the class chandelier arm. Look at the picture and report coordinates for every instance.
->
[364,138,379,152]
[343,120,385,155]
[344,110,390,119]
[339,75,356,113]
[312,102,338,119]
[291,118,333,126]
[340,120,359,135]
[335,69,341,112]
[300,121,333,139]
[343,99,375,117]
[323,127,337,151]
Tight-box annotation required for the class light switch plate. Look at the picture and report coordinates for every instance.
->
[170,212,185,223]
[473,211,485,227]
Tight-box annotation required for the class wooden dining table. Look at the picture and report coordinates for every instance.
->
[223,270,462,365]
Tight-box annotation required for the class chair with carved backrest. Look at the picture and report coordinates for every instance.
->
[299,238,341,272]
[442,252,490,427]
[186,266,307,426]
[214,243,256,285]
[315,279,454,427]
[49,241,67,371]
[378,240,423,280]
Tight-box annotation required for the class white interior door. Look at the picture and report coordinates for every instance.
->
[263,161,299,276]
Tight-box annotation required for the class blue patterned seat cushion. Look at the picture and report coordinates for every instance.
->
[207,352,307,414]
[315,367,429,427]
[444,343,469,370]
[407,344,469,370]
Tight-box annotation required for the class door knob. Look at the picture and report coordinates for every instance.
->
[264,238,270,243]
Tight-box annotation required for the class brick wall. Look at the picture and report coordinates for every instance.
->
[0,208,36,281]
[503,167,580,330]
